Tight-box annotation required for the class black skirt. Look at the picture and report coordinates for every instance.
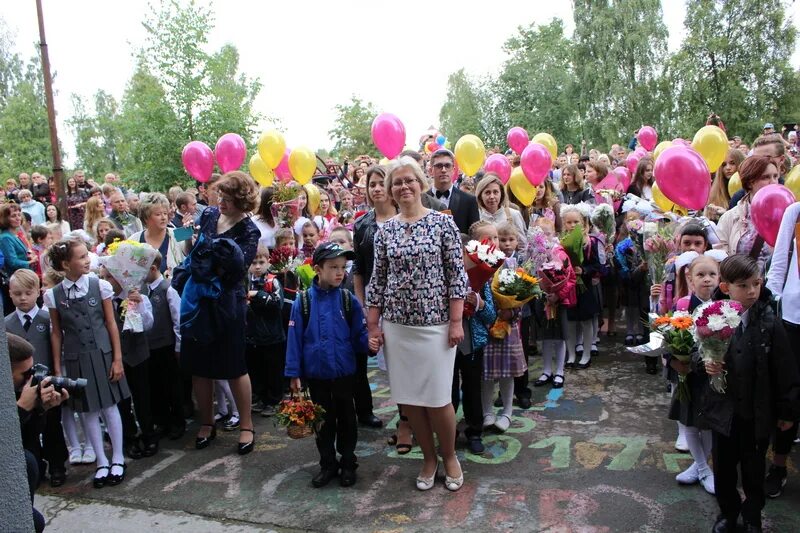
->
[667,370,708,428]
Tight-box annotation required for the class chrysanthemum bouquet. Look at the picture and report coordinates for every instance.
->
[464,239,505,316]
[652,312,695,402]
[275,394,326,439]
[692,300,744,394]
[643,221,677,285]
[490,264,542,339]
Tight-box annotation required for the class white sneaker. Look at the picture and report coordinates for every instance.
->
[81,446,96,464]
[675,462,699,484]
[493,414,511,433]
[482,415,496,429]
[675,433,689,452]
[698,468,715,495]
[68,447,83,465]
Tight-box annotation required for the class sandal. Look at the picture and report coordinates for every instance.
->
[533,373,552,387]
[392,415,413,455]
[552,375,565,389]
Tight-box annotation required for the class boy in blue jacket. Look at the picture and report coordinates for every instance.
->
[286,242,370,488]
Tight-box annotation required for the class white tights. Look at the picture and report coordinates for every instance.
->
[61,405,91,451]
[81,405,125,477]
[541,340,566,378]
[566,319,594,365]
[214,380,239,417]
[481,378,514,418]
[680,422,713,473]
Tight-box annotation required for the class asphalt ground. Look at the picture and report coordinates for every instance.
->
[39,338,800,532]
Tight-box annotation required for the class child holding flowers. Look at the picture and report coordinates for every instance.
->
[698,255,800,532]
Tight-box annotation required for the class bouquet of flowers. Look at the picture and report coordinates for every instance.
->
[270,184,301,228]
[295,259,316,290]
[100,240,159,332]
[490,263,542,339]
[643,221,677,286]
[537,245,577,319]
[269,245,302,274]
[692,300,744,394]
[560,224,586,292]
[614,237,642,279]
[525,226,555,273]
[275,393,326,439]
[590,203,615,246]
[651,312,695,402]
[464,239,505,316]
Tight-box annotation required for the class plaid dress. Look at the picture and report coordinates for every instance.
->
[483,318,527,379]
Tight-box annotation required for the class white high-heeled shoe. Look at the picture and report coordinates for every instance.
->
[444,459,464,492]
[416,463,439,491]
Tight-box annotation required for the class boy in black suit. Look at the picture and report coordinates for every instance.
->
[426,149,481,234]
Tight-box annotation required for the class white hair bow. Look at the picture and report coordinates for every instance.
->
[675,249,728,271]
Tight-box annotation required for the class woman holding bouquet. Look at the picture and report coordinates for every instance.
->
[182,171,261,456]
[367,157,468,492]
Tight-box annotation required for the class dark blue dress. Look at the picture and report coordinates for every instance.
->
[181,207,260,379]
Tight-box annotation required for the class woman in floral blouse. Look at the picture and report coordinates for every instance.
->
[366,156,468,492]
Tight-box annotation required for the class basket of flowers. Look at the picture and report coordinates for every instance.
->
[275,392,326,439]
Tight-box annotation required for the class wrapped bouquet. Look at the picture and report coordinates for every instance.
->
[590,203,615,246]
[100,240,159,332]
[270,184,301,228]
[642,221,677,286]
[464,239,505,316]
[490,263,542,339]
[692,300,744,394]
[651,312,695,402]
[269,245,302,274]
[537,245,577,319]
[560,224,586,292]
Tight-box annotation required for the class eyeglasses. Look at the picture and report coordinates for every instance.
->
[218,196,233,204]
[391,178,419,189]
[432,163,453,171]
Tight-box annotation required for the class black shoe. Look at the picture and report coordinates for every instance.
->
[552,374,564,389]
[577,360,591,370]
[167,425,186,441]
[765,464,787,498]
[534,373,552,387]
[142,439,159,458]
[712,515,737,533]
[518,397,532,409]
[358,415,383,428]
[340,468,357,487]
[125,441,143,460]
[565,361,576,369]
[575,349,584,362]
[49,469,66,488]
[742,520,762,533]
[590,346,599,357]
[107,463,126,486]
[624,335,635,346]
[635,335,646,346]
[238,428,255,455]
[222,414,241,431]
[93,466,110,489]
[195,424,217,450]
[312,467,339,488]
[467,436,485,454]
[251,400,265,413]
[645,357,659,375]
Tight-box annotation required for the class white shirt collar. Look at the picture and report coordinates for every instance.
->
[62,275,89,293]
[16,306,39,325]
[148,276,164,291]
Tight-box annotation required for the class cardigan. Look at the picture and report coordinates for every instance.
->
[0,230,30,273]
[129,228,187,278]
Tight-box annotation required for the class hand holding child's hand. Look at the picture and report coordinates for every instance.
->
[368,337,381,354]
[704,361,724,376]
[290,377,301,393]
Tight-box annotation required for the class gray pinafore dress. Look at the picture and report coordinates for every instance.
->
[54,277,130,412]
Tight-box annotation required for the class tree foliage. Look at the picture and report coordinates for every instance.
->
[68,90,121,177]
[328,95,379,159]
[438,69,505,149]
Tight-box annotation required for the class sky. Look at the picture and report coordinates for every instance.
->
[2,0,799,166]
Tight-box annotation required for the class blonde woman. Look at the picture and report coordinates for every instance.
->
[129,193,187,276]
[474,173,526,236]
[83,197,107,240]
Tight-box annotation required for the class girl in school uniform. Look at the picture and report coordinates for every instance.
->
[46,238,130,488]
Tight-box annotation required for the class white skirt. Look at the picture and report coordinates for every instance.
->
[382,320,456,408]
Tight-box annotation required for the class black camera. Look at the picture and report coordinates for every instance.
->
[29,363,87,393]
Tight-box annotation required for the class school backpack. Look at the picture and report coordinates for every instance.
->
[299,288,353,332]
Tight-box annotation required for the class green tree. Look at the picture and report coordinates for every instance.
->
[667,0,800,141]
[68,90,121,177]
[439,69,505,149]
[328,95,378,159]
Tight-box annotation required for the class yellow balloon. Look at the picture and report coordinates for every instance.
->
[652,182,688,216]
[653,140,672,162]
[288,146,317,185]
[727,172,742,197]
[454,134,486,176]
[257,129,286,169]
[379,157,391,165]
[531,132,557,161]
[508,166,536,207]
[691,125,728,173]
[248,154,274,187]
[304,183,321,215]
[784,165,800,200]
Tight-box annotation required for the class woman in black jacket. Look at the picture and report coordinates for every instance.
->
[560,164,595,205]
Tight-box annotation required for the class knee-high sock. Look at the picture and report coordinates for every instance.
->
[481,380,495,417]
[100,405,125,466]
[499,378,514,418]
[80,411,108,469]
[579,320,594,364]
[61,406,81,450]
[565,321,579,364]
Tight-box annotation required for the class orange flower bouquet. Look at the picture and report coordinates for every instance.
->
[275,393,326,439]
[490,263,542,339]
[651,312,695,402]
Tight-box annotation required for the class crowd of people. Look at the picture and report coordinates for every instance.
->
[9,120,800,532]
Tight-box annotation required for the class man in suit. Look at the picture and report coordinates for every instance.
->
[426,149,480,234]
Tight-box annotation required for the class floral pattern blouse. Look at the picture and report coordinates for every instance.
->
[366,210,468,326]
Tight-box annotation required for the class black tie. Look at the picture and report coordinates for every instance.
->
[436,189,450,199]
[23,315,32,332]
[114,298,123,313]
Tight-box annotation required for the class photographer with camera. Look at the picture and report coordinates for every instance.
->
[10,332,71,533]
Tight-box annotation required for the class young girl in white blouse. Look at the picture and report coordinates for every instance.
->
[46,238,130,488]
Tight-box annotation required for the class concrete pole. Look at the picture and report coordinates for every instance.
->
[0,297,35,530]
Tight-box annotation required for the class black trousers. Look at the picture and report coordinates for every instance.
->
[22,404,68,476]
[774,321,800,455]
[148,345,185,432]
[308,376,357,470]
[452,349,483,438]
[246,342,286,406]
[120,359,155,444]
[712,416,769,526]
[514,317,532,400]
[353,352,375,419]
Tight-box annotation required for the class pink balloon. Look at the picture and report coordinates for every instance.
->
[613,166,632,191]
[672,138,690,147]
[634,147,648,158]
[654,146,711,210]
[507,127,529,155]
[751,184,796,247]
[371,113,406,159]
[214,133,247,173]
[274,148,292,182]
[520,143,551,187]
[626,153,640,175]
[182,141,214,183]
[484,153,512,184]
[595,174,625,211]
[638,126,658,151]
